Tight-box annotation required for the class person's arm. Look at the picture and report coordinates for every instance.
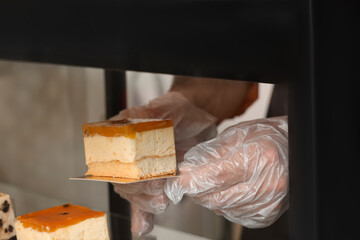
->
[170,76,258,124]
[111,76,260,237]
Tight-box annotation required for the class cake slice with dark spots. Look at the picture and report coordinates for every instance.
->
[0,192,16,240]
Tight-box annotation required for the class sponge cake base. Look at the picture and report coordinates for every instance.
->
[86,155,176,179]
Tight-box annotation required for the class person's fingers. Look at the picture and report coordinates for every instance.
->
[113,180,168,215]
[214,193,289,228]
[113,179,165,196]
[165,141,274,203]
[141,180,166,196]
[191,174,287,211]
[190,156,288,209]
[147,92,217,131]
[165,154,247,204]
[188,174,287,229]
[109,107,151,120]
[113,182,147,196]
[191,183,253,210]
[126,192,169,215]
[131,206,154,237]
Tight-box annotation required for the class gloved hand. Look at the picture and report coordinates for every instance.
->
[110,91,217,162]
[164,116,288,228]
[113,180,167,237]
[111,91,217,237]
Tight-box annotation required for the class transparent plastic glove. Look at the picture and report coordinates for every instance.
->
[113,180,166,237]
[165,116,288,228]
[110,91,217,162]
[111,91,217,237]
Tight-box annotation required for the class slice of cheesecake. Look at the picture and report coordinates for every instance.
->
[0,192,16,240]
[82,118,177,179]
[15,203,109,240]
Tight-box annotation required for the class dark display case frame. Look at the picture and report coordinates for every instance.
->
[1,1,358,239]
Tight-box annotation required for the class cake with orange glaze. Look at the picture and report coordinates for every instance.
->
[82,118,176,179]
[15,203,109,240]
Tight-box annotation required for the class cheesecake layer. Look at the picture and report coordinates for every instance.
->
[15,204,109,240]
[0,192,16,240]
[84,126,175,164]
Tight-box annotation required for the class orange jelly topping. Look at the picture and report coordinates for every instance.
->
[17,204,104,232]
[83,118,174,139]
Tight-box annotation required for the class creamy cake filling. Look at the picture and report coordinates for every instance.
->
[84,127,175,164]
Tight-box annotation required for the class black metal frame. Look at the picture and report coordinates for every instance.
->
[0,0,297,82]
[1,1,359,239]
[105,70,131,240]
